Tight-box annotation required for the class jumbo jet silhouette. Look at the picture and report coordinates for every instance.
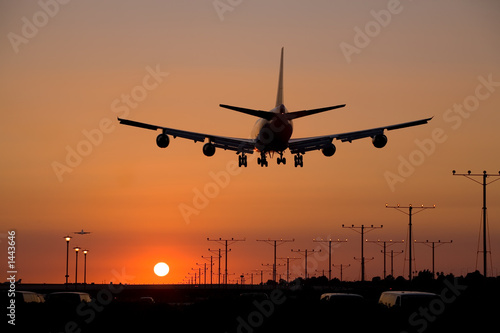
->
[118,48,431,167]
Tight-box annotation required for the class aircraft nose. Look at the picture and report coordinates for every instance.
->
[279,104,285,114]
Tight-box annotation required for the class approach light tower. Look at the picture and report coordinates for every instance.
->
[386,204,435,280]
[342,224,382,281]
[277,257,301,283]
[415,240,452,278]
[207,248,225,285]
[365,239,404,279]
[312,238,348,280]
[290,248,321,279]
[256,238,294,282]
[207,237,245,284]
[332,263,351,282]
[201,255,216,285]
[453,170,500,277]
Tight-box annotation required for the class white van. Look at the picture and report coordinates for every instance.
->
[16,291,45,303]
[47,292,91,306]
[378,291,440,310]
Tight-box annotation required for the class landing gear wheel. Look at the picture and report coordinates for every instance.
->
[277,153,286,165]
[258,153,268,167]
[294,154,303,167]
[238,154,248,167]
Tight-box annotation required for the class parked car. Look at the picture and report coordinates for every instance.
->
[320,292,366,310]
[16,291,45,303]
[378,291,440,311]
[47,292,91,307]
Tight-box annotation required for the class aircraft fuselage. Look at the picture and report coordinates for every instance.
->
[251,104,293,153]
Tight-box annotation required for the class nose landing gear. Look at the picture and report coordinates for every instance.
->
[277,152,286,165]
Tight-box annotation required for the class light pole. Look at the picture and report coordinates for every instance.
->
[201,255,216,285]
[74,247,80,288]
[256,238,294,283]
[453,170,500,277]
[415,240,452,278]
[332,264,351,282]
[342,224,383,281]
[366,239,404,279]
[312,238,347,280]
[83,249,88,286]
[386,204,435,280]
[207,237,245,285]
[277,257,301,283]
[290,248,321,279]
[64,236,72,286]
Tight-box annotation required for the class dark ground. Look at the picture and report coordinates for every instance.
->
[2,273,499,333]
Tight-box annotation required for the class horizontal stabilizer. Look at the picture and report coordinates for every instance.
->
[286,104,346,120]
[219,104,275,120]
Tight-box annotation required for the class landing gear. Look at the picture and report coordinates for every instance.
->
[238,153,248,167]
[294,154,303,167]
[277,152,286,165]
[257,152,268,167]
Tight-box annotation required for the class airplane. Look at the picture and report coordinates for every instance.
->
[74,229,91,235]
[118,48,432,167]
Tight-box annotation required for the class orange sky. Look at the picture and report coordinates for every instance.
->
[1,1,500,284]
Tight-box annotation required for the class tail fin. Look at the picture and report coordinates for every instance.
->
[275,47,284,107]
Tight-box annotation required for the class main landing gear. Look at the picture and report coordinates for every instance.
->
[294,154,304,167]
[257,152,268,167]
[238,153,248,167]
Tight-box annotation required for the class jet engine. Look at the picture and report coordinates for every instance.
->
[322,143,336,157]
[372,134,388,148]
[156,134,170,148]
[203,143,216,157]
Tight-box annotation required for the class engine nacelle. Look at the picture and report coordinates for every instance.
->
[372,134,388,148]
[322,143,336,157]
[203,143,216,157]
[156,134,170,148]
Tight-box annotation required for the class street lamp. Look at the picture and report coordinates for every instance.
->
[74,247,80,288]
[64,236,72,286]
[83,250,88,286]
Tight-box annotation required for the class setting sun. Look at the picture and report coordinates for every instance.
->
[154,262,170,277]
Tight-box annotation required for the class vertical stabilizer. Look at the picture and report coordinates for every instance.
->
[275,47,284,107]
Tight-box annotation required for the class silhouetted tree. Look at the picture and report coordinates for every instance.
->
[384,274,395,282]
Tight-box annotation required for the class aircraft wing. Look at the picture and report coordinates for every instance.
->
[288,117,433,154]
[118,118,256,154]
